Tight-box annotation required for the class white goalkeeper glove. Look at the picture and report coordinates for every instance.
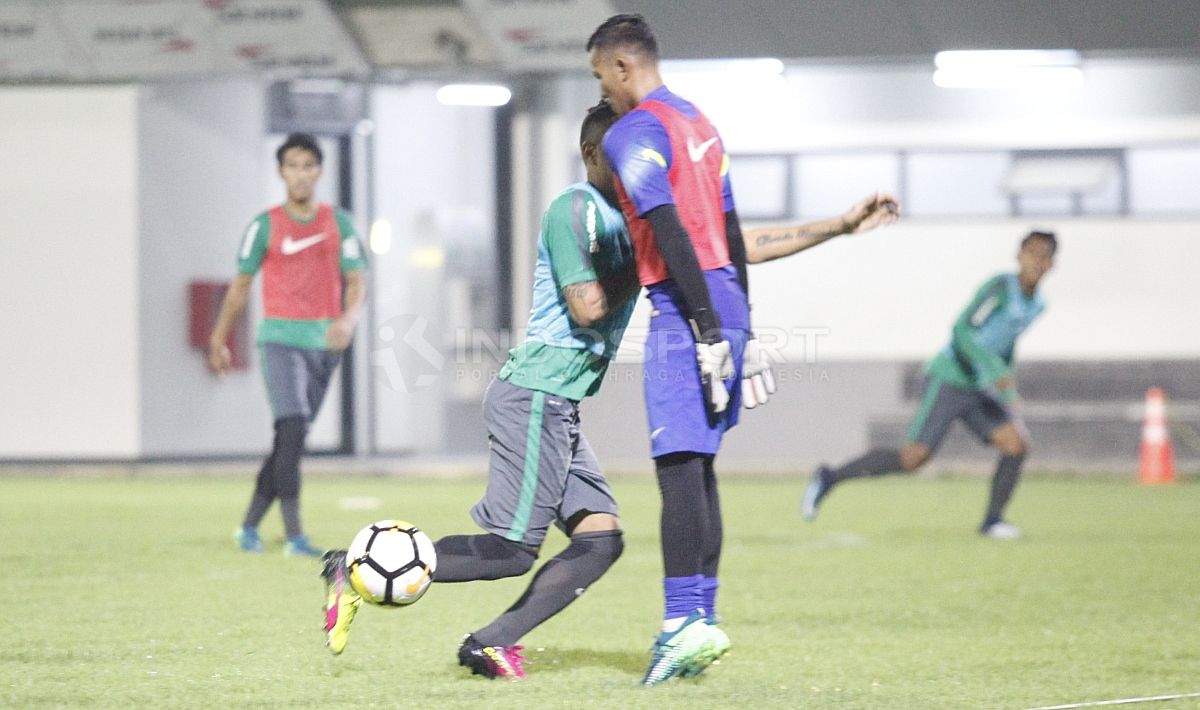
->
[741,336,777,409]
[696,340,734,415]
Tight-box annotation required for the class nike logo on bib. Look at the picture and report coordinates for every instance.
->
[686,136,718,163]
[281,233,327,255]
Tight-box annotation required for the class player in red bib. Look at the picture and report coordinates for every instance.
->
[209,133,367,557]
[589,14,900,684]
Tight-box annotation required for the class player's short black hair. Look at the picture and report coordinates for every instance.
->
[586,13,658,60]
[1022,229,1058,254]
[276,132,322,166]
[580,100,619,147]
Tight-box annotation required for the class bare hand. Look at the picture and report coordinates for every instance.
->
[844,192,901,234]
[326,318,355,351]
[208,342,233,376]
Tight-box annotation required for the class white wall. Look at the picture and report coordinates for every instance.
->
[137,79,274,457]
[370,84,496,454]
[0,87,141,458]
[735,217,1200,361]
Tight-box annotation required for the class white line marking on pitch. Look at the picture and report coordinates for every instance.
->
[1026,691,1200,709]
[337,496,383,511]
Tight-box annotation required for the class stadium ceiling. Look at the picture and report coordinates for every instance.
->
[337,0,1200,66]
[2,0,1198,84]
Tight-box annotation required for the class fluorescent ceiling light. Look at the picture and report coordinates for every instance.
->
[436,83,512,106]
[933,50,1082,89]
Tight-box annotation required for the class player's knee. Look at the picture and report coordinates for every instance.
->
[572,528,624,567]
[482,534,538,577]
[566,511,621,535]
[900,445,930,471]
[993,427,1028,457]
[1001,438,1028,458]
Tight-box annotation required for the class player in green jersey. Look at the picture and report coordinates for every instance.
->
[209,133,367,557]
[320,102,636,679]
[803,230,1057,539]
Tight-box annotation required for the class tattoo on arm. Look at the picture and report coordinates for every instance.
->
[754,224,841,248]
[563,282,595,302]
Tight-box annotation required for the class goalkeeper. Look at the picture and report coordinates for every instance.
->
[588,12,898,686]
[803,230,1057,539]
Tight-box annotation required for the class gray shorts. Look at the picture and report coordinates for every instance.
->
[261,342,341,422]
[470,377,619,548]
[907,375,1011,451]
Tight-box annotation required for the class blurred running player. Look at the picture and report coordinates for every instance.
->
[803,230,1057,540]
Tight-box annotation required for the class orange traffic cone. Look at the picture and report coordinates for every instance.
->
[1138,386,1176,484]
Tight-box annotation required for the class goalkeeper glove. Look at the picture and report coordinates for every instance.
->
[741,336,777,409]
[696,340,734,415]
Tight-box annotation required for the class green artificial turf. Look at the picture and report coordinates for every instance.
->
[1,474,1197,709]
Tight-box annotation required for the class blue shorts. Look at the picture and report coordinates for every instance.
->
[643,265,750,458]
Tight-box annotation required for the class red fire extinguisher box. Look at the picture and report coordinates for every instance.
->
[188,281,250,371]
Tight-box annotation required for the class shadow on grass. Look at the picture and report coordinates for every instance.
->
[525,646,648,677]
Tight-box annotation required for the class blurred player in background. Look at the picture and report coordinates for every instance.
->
[588,13,899,685]
[803,230,1057,539]
[209,132,367,557]
[320,102,636,680]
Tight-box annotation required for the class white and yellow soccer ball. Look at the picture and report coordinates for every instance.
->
[346,520,437,607]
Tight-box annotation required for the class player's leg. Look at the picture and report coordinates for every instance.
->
[969,398,1029,538]
[699,454,721,622]
[675,454,730,679]
[467,429,623,651]
[640,451,722,685]
[640,283,741,684]
[236,448,275,552]
[452,380,578,680]
[803,375,954,521]
[237,344,300,552]
[442,379,576,583]
[280,347,340,556]
[470,512,622,645]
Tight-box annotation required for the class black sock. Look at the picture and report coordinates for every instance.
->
[983,455,1024,527]
[700,456,721,578]
[242,452,277,529]
[272,416,307,537]
[828,447,904,485]
[433,533,537,583]
[655,452,708,578]
[473,530,624,647]
[280,497,302,539]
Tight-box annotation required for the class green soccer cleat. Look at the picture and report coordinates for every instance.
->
[285,534,323,557]
[680,622,731,679]
[234,526,263,553]
[641,610,716,686]
[320,550,361,655]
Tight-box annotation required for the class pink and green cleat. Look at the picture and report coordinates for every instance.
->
[320,550,361,655]
[457,634,527,681]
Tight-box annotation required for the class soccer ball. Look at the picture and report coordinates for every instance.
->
[346,520,437,607]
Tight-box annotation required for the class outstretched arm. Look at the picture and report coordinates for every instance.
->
[745,192,900,264]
